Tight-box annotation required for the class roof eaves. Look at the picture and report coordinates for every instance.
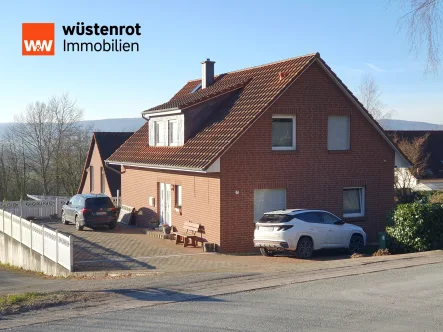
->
[142,107,180,114]
[106,160,208,173]
[77,134,96,194]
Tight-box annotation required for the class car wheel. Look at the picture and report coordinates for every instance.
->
[296,237,314,259]
[75,216,84,231]
[61,211,69,225]
[108,222,117,230]
[349,234,364,254]
[260,248,275,257]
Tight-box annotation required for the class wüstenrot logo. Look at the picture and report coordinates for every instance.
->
[22,23,55,56]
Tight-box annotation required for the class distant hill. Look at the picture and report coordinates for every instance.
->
[79,117,145,132]
[378,119,443,131]
[0,118,441,138]
[0,117,145,137]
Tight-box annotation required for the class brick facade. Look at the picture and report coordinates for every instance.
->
[120,61,395,253]
[219,62,394,252]
[80,142,112,197]
[121,167,221,244]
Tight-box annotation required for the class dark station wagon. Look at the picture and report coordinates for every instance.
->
[61,194,118,231]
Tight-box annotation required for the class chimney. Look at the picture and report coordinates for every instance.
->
[201,58,215,89]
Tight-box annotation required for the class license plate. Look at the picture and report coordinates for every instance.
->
[261,226,274,231]
[95,212,106,216]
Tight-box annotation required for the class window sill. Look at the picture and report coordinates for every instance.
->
[272,149,297,154]
[272,147,296,151]
[328,150,351,154]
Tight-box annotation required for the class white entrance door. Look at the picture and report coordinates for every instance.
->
[253,189,286,222]
[159,183,172,226]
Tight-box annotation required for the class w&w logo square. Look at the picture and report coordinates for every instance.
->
[22,23,55,56]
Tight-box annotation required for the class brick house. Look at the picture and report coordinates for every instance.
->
[107,53,410,253]
[78,132,133,197]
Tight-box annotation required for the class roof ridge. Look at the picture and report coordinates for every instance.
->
[93,131,134,135]
[386,129,443,132]
[186,52,319,82]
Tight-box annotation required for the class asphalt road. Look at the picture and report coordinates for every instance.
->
[0,267,63,294]
[9,262,443,332]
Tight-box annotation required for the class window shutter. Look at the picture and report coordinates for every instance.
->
[328,116,350,150]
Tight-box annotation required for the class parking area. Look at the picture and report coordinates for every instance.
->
[33,218,350,274]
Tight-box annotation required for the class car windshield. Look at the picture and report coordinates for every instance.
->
[259,214,293,223]
[85,197,114,209]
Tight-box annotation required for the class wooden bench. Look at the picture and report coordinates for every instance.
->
[172,221,204,248]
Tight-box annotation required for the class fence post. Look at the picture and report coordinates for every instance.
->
[55,198,59,216]
[42,226,45,258]
[10,212,13,236]
[69,235,74,272]
[30,221,33,250]
[19,217,22,243]
[55,230,59,264]
[20,198,23,218]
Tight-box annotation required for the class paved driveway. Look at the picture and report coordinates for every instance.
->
[36,219,247,272]
[34,219,354,274]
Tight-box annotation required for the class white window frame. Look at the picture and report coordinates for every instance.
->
[168,120,178,146]
[175,185,182,207]
[154,121,165,146]
[343,187,365,218]
[272,115,296,151]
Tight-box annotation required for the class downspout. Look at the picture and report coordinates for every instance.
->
[104,162,123,175]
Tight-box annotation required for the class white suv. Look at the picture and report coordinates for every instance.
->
[253,209,366,258]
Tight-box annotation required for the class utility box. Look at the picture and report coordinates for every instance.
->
[378,232,387,250]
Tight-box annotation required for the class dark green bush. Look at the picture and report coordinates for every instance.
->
[386,203,443,252]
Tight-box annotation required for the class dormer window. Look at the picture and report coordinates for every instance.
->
[149,114,184,147]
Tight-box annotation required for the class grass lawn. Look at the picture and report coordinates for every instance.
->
[0,291,107,316]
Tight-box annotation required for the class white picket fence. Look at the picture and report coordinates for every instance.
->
[27,194,70,201]
[0,199,68,219]
[0,209,73,271]
[0,196,120,219]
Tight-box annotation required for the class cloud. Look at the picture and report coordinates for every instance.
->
[365,63,386,73]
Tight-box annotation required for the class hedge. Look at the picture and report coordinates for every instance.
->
[386,203,443,253]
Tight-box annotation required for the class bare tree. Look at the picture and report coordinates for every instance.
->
[358,74,395,120]
[396,0,443,73]
[2,133,29,200]
[0,144,12,201]
[392,133,430,201]
[8,94,84,195]
[58,126,92,196]
[50,94,84,195]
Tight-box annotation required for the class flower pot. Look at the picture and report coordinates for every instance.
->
[163,225,171,234]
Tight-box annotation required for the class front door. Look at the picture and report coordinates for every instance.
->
[159,183,172,226]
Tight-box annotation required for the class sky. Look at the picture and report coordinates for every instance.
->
[0,0,442,124]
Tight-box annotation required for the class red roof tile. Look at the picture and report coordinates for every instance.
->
[108,52,411,171]
[145,76,252,112]
[108,53,318,170]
